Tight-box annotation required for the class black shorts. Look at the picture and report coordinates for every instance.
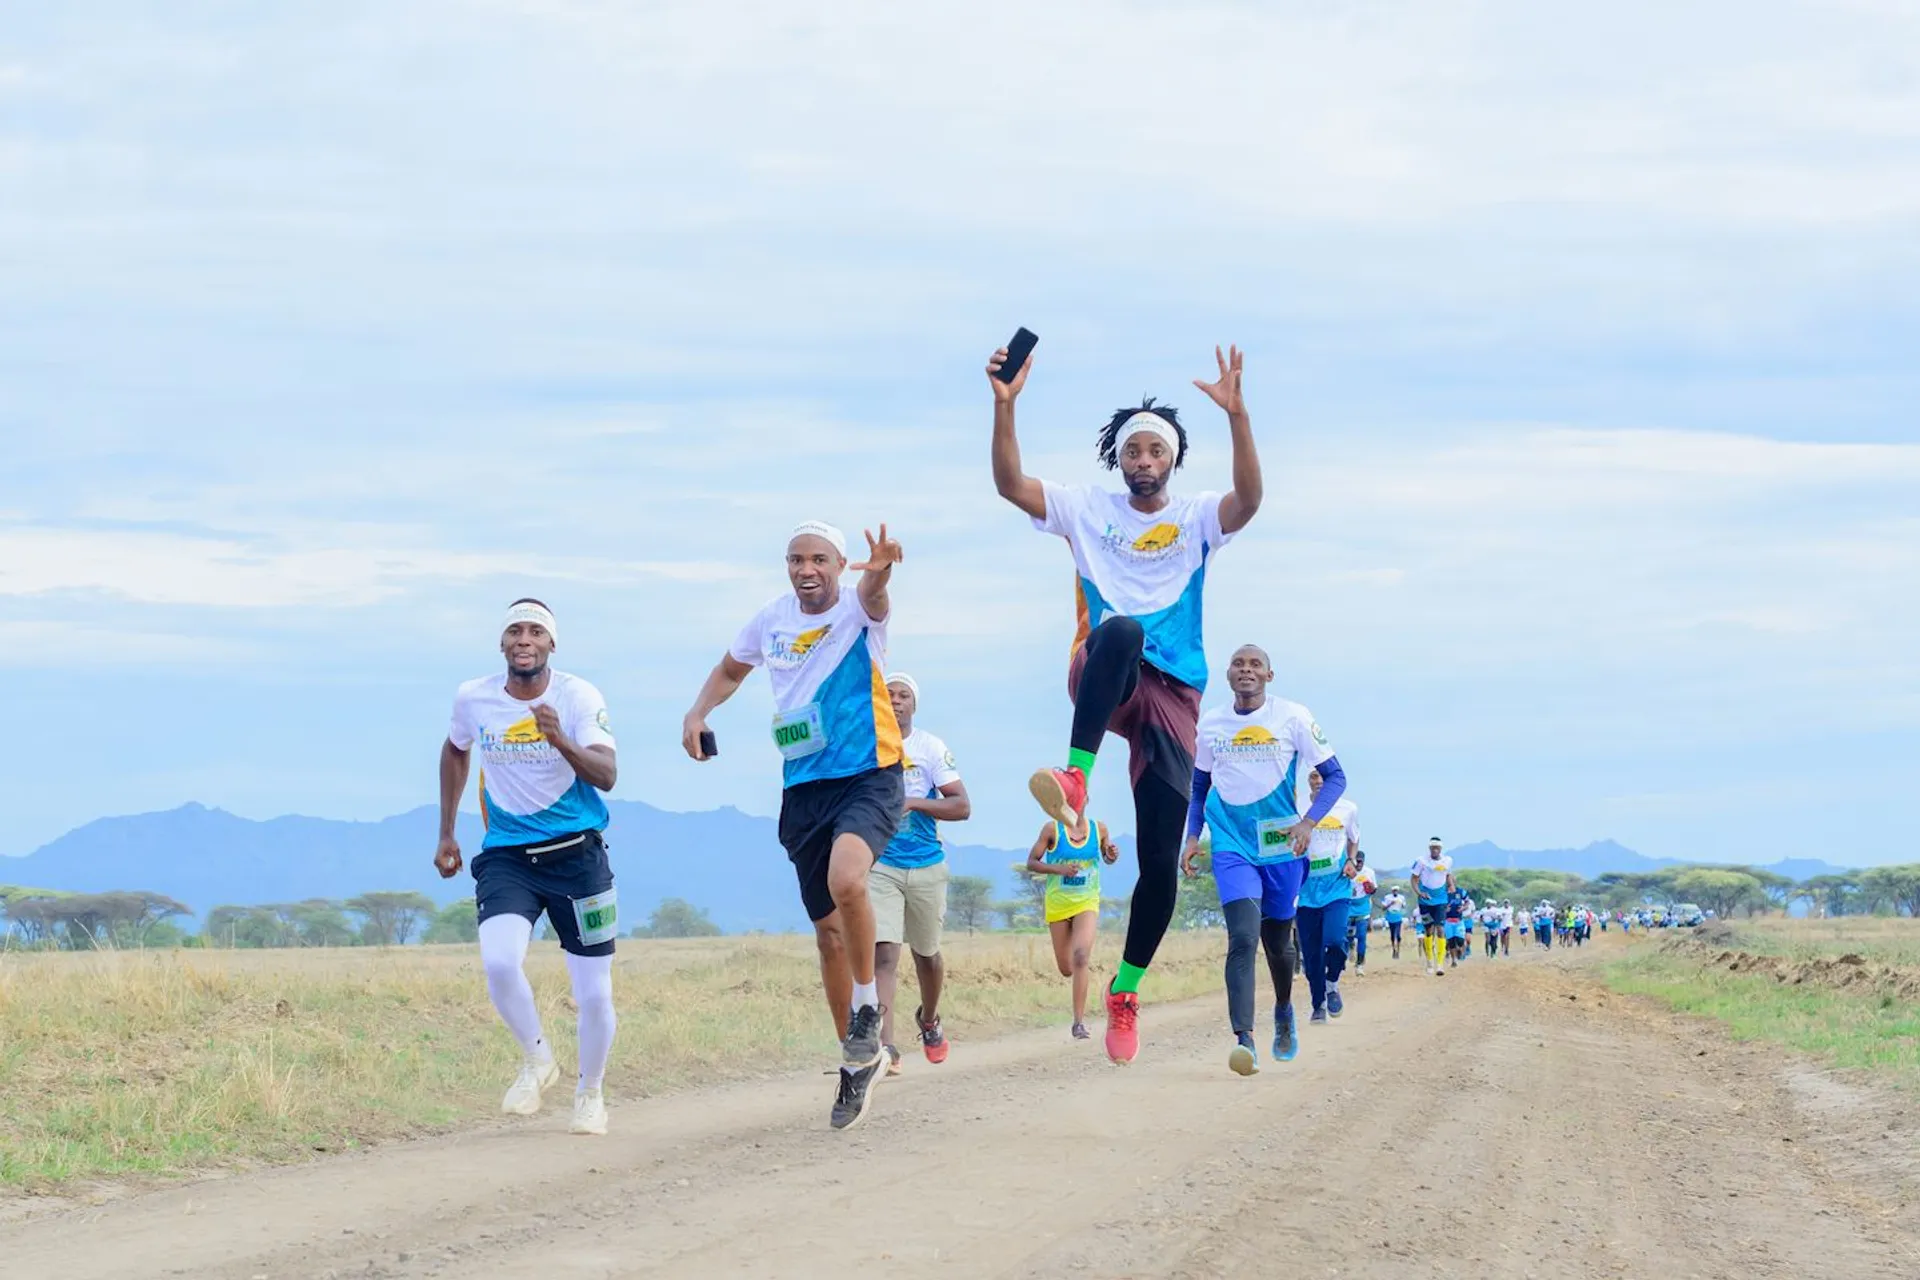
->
[472,829,616,957]
[778,765,904,922]
[1419,901,1448,927]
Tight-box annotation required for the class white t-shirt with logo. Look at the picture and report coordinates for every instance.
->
[729,589,903,788]
[1299,797,1359,909]
[1411,852,1454,905]
[448,670,615,849]
[1194,696,1335,863]
[880,727,961,870]
[1033,482,1234,691]
[1350,865,1379,912]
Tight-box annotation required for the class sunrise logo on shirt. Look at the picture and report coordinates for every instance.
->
[1215,723,1288,760]
[502,716,544,745]
[1131,522,1184,553]
[769,625,833,667]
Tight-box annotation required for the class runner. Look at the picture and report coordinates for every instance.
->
[1411,838,1456,977]
[435,599,621,1136]
[1442,895,1466,968]
[682,521,906,1131]
[1535,901,1555,950]
[1296,770,1359,1022]
[1382,886,1407,960]
[1460,892,1476,961]
[1347,851,1378,976]
[989,341,1264,1063]
[1500,899,1514,956]
[1182,644,1347,1069]
[870,673,970,1075]
[1029,812,1119,1040]
[1481,900,1500,958]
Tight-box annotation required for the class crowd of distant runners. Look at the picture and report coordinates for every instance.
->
[429,343,1633,1134]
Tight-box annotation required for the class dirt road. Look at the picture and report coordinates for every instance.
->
[8,942,1917,1279]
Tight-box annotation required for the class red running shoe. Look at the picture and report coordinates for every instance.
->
[1104,985,1139,1064]
[1028,765,1087,825]
[917,1007,948,1065]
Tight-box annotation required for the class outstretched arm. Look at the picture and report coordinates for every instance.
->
[851,524,904,621]
[1194,345,1262,534]
[987,346,1047,520]
[682,654,753,760]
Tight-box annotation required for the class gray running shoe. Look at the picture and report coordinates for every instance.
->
[844,1004,883,1067]
[831,1058,885,1131]
[1071,1021,1091,1040]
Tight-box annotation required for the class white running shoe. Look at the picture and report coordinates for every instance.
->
[501,1056,560,1115]
[569,1088,608,1136]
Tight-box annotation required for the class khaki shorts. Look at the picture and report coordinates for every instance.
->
[869,860,949,956]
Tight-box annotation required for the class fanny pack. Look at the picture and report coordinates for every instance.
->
[490,828,604,862]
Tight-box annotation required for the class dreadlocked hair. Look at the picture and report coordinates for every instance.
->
[1096,398,1188,471]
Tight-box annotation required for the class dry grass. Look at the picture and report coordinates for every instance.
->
[0,930,1221,1187]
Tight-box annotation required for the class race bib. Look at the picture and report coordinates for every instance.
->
[771,704,827,760]
[1060,863,1089,889]
[1248,818,1297,866]
[571,888,618,948]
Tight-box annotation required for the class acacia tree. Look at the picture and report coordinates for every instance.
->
[347,892,436,945]
[1860,865,1920,917]
[944,875,994,934]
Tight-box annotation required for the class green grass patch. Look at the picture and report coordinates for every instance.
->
[0,931,1223,1187]
[1604,949,1920,1090]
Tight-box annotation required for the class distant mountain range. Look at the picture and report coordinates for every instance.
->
[1,802,1106,934]
[1441,838,1845,884]
[4,806,1847,933]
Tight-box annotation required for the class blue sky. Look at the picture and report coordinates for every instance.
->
[5,2,1917,866]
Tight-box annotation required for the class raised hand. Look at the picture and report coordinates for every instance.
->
[986,346,1032,404]
[1192,344,1245,416]
[849,524,904,572]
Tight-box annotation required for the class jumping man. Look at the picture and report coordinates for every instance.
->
[682,521,906,1131]
[436,599,620,1136]
[989,342,1264,1063]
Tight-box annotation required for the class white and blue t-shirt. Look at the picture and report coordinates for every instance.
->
[1412,853,1454,906]
[729,589,903,788]
[1193,696,1335,864]
[1298,798,1359,910]
[1033,482,1235,692]
[879,727,960,870]
[448,671,614,849]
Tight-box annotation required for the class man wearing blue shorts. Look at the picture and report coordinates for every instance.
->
[1183,645,1346,1072]
[1381,888,1407,959]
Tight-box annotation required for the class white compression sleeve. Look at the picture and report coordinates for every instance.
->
[478,913,548,1059]
[564,952,617,1091]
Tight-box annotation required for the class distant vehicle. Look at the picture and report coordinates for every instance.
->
[1673,903,1705,927]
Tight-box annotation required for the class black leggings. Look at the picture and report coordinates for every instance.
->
[1124,771,1185,970]
[1224,903,1298,1033]
[1070,616,1142,755]
[1070,616,1185,972]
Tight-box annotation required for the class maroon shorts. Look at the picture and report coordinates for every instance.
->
[1067,648,1202,795]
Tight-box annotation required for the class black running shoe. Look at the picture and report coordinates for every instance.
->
[831,1058,884,1131]
[843,1004,883,1067]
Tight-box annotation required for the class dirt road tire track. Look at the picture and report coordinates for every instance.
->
[6,944,1915,1278]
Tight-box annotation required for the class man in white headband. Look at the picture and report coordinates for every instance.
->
[434,597,622,1135]
[987,340,1265,1066]
[682,517,907,1130]
[869,671,970,1074]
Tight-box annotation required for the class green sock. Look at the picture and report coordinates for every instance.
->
[1067,747,1097,781]
[1113,961,1148,995]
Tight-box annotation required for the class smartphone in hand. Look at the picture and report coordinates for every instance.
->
[993,327,1038,384]
[699,730,719,759]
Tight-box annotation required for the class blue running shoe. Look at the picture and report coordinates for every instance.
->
[1272,1005,1298,1062]
[1228,1031,1259,1077]
[1327,983,1344,1018]
[1309,1006,1328,1024]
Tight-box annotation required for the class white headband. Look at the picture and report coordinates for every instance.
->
[790,520,847,557]
[885,672,920,705]
[1117,411,1179,454]
[502,601,558,644]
